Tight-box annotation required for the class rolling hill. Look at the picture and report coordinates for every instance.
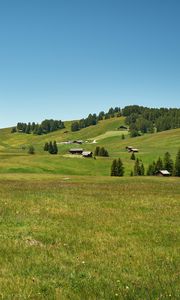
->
[0,117,179,175]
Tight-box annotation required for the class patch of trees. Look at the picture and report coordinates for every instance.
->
[111,158,124,176]
[147,150,180,176]
[94,146,109,157]
[123,105,180,136]
[71,108,121,131]
[12,119,65,135]
[133,159,145,176]
[44,141,58,154]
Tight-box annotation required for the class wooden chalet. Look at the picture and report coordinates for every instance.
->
[82,151,93,158]
[125,146,139,152]
[69,148,83,155]
[156,170,170,177]
[131,148,139,153]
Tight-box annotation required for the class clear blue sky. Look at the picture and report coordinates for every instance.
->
[0,0,180,128]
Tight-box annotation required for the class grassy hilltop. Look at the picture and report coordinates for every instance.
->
[0,117,180,299]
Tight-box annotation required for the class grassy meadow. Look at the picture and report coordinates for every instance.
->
[0,117,180,176]
[0,174,179,299]
[0,117,180,299]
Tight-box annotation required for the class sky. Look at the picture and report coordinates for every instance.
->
[0,0,180,128]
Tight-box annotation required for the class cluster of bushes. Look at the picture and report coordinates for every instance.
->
[11,119,65,135]
[44,141,58,154]
[94,146,109,157]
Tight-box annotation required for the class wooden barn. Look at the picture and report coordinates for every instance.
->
[69,148,83,155]
[156,170,170,177]
[82,151,93,158]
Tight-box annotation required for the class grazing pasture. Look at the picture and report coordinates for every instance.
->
[0,174,179,299]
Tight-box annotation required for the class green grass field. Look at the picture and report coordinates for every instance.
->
[0,118,180,299]
[0,174,179,299]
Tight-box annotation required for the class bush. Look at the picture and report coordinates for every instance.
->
[28,145,35,154]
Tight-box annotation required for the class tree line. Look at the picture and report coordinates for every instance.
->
[71,107,121,131]
[11,119,65,135]
[123,105,180,136]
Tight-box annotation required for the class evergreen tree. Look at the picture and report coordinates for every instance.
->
[48,141,54,154]
[111,158,124,176]
[155,157,163,173]
[134,159,144,176]
[121,134,125,140]
[94,146,100,156]
[111,159,117,176]
[174,149,180,176]
[53,141,58,154]
[163,152,173,174]
[130,152,135,160]
[44,142,49,151]
[25,122,31,134]
[71,122,80,132]
[140,163,145,176]
[99,147,105,156]
[134,158,141,176]
[117,158,124,176]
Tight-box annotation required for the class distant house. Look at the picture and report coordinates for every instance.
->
[118,125,128,130]
[69,148,83,155]
[82,151,93,158]
[156,170,170,177]
[125,146,139,152]
[73,140,84,144]
[131,148,139,153]
[126,146,133,152]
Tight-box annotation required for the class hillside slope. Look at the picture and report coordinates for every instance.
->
[0,117,179,175]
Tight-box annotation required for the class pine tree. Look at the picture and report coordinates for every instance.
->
[44,142,49,151]
[155,157,163,173]
[163,152,173,174]
[53,141,58,154]
[99,147,105,156]
[94,146,100,156]
[147,161,156,175]
[174,149,180,176]
[117,158,124,176]
[48,141,54,154]
[130,152,135,160]
[134,158,140,176]
[140,163,145,176]
[111,159,117,176]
